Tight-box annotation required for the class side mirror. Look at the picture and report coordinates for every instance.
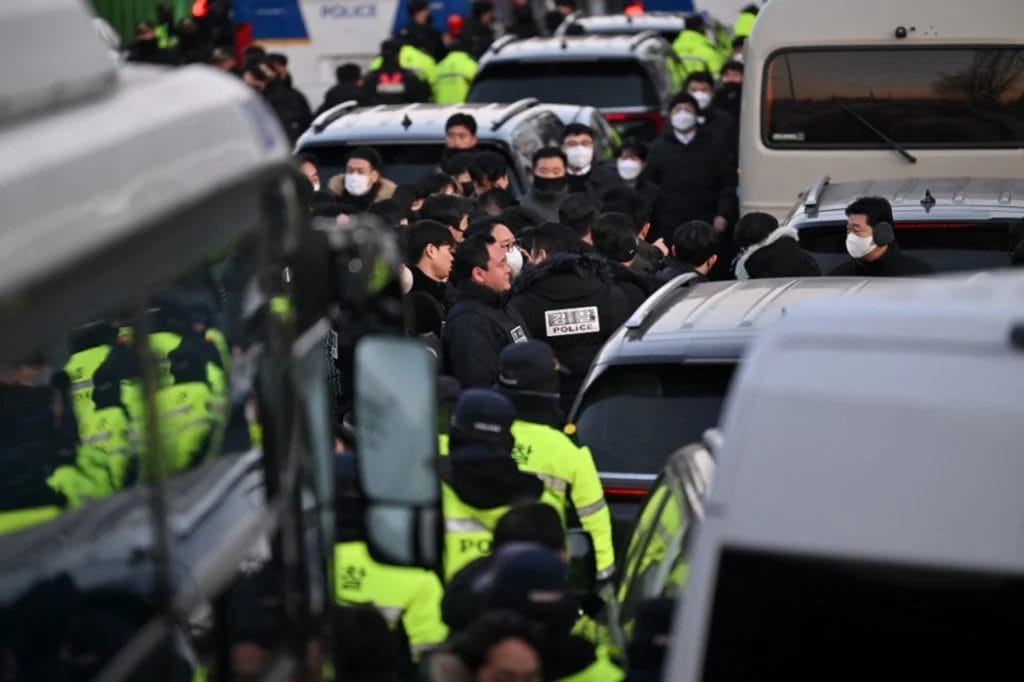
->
[354,335,440,568]
[566,528,597,593]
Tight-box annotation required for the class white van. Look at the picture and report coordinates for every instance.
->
[738,0,1024,219]
[664,271,1024,680]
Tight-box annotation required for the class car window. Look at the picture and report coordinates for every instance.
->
[511,113,564,189]
[305,143,520,192]
[469,60,661,108]
[703,550,1024,679]
[764,48,1024,147]
[575,363,735,475]
[797,220,1017,273]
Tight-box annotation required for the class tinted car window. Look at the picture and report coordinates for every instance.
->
[575,363,735,474]
[470,60,661,108]
[798,220,1016,273]
[306,143,520,193]
[703,549,1024,679]
[764,48,1024,147]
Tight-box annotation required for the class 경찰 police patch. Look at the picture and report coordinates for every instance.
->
[544,306,600,337]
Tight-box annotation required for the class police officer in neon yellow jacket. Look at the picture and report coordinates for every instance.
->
[672,15,724,76]
[495,341,615,581]
[432,39,478,104]
[441,388,563,581]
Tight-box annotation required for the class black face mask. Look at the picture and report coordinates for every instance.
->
[533,176,568,193]
[461,181,476,197]
[716,82,742,99]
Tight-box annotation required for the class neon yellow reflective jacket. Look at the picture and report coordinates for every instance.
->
[672,29,724,76]
[510,420,615,580]
[333,540,447,657]
[733,10,757,39]
[433,50,477,104]
[370,45,438,87]
[556,644,624,682]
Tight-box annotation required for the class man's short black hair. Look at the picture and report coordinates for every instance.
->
[405,219,456,263]
[498,206,543,237]
[465,216,506,240]
[616,137,649,162]
[733,212,779,249]
[421,194,471,230]
[668,91,700,111]
[452,232,497,281]
[494,503,565,551]
[592,212,639,263]
[447,611,542,675]
[527,223,583,257]
[348,146,383,171]
[475,151,509,182]
[732,35,747,50]
[440,152,481,179]
[845,196,894,228]
[532,146,567,170]
[293,152,318,168]
[721,60,745,76]
[445,112,478,136]
[558,193,598,239]
[243,45,266,60]
[414,173,458,199]
[335,62,362,82]
[479,187,518,213]
[561,123,595,142]
[600,186,651,235]
[684,71,714,88]
[267,52,288,67]
[672,220,718,266]
[471,0,495,19]
[242,63,267,83]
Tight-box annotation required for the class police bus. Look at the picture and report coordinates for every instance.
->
[738,0,1024,219]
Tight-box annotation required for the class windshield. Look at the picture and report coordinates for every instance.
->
[798,220,1017,273]
[764,48,1024,147]
[574,363,735,474]
[306,143,521,194]
[469,60,660,109]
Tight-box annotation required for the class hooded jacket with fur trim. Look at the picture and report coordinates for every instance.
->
[509,253,629,404]
[734,225,821,280]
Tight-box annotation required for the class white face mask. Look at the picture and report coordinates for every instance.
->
[564,145,594,171]
[617,158,642,181]
[689,89,712,110]
[506,246,524,277]
[344,172,372,196]
[671,109,697,132]
[846,232,875,259]
[312,181,321,192]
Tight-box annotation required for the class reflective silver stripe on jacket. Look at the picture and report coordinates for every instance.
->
[576,498,608,518]
[445,518,489,533]
[537,473,569,494]
[596,565,616,581]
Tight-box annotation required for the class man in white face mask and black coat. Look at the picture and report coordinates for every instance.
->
[510,224,629,410]
[561,124,622,202]
[643,92,737,267]
[829,196,933,277]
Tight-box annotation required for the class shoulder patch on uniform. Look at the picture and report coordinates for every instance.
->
[544,306,600,337]
[510,326,528,344]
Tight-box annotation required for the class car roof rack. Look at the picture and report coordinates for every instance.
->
[487,34,519,55]
[490,98,539,131]
[629,30,660,50]
[311,100,361,133]
[623,272,699,337]
[803,174,831,209]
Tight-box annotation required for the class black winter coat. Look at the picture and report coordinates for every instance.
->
[734,227,821,279]
[317,82,367,115]
[403,266,455,338]
[643,129,737,233]
[610,262,654,314]
[509,254,629,402]
[652,257,706,286]
[828,245,934,277]
[443,281,529,389]
[567,164,623,202]
[264,79,313,144]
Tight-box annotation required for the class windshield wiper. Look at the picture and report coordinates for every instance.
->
[841,104,917,164]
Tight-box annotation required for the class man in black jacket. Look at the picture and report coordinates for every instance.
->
[404,220,457,338]
[510,224,629,408]
[561,124,622,201]
[443,234,529,388]
[316,63,366,114]
[829,197,933,277]
[643,92,737,238]
[733,212,821,279]
[242,62,312,144]
[591,212,655,313]
[398,0,447,61]
[653,220,719,285]
[520,148,570,223]
[363,39,430,105]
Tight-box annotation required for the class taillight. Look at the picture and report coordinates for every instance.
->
[603,485,649,502]
[604,111,666,135]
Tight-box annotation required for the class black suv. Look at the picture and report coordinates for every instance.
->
[467,33,683,140]
[786,175,1024,273]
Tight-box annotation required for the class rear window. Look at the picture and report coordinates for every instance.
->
[703,549,1024,679]
[469,60,660,109]
[574,363,734,474]
[764,48,1024,147]
[302,143,521,193]
[798,220,1018,273]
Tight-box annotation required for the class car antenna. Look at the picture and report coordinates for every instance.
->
[401,114,412,130]
[920,189,936,210]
